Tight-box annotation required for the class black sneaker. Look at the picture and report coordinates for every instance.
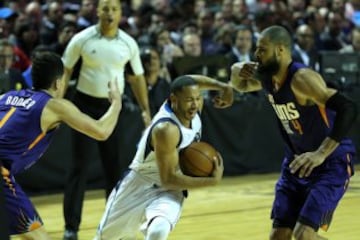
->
[63,229,78,240]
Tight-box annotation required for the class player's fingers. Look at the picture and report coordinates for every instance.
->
[214,152,223,166]
[113,77,118,89]
[213,97,225,108]
[109,77,118,89]
[214,102,226,109]
[239,69,253,78]
[244,63,257,73]
[298,160,312,178]
[304,163,315,178]
[289,157,306,174]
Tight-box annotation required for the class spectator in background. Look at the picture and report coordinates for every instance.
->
[14,20,40,58]
[197,9,220,55]
[225,24,256,100]
[226,24,254,66]
[0,7,18,43]
[232,0,248,24]
[171,32,204,77]
[319,11,348,50]
[127,46,170,117]
[10,43,31,72]
[39,0,63,45]
[214,22,236,54]
[182,33,202,57]
[126,2,156,40]
[49,20,77,56]
[76,0,96,31]
[149,25,183,82]
[194,0,206,16]
[340,26,360,52]
[214,11,225,29]
[345,0,360,22]
[292,24,319,71]
[332,0,346,15]
[4,0,28,13]
[309,0,328,10]
[180,20,199,36]
[221,0,233,22]
[24,1,43,29]
[0,38,28,94]
[61,0,151,239]
[168,32,206,79]
[140,46,170,116]
[136,6,166,46]
[304,9,327,50]
[0,7,31,72]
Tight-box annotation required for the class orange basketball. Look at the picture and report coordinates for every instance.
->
[179,141,221,177]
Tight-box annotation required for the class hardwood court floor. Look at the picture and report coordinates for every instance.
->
[12,170,360,240]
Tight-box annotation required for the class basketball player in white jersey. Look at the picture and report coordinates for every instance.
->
[94,75,233,240]
[62,0,150,238]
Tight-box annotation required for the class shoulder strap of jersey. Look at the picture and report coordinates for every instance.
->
[144,117,183,157]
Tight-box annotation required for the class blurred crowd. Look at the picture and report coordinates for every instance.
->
[1,0,360,96]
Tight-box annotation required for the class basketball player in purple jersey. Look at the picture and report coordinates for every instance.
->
[231,25,357,240]
[0,52,121,240]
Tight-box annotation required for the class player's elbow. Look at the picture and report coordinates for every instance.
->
[159,173,178,190]
[96,135,109,141]
[159,174,172,188]
[93,130,111,141]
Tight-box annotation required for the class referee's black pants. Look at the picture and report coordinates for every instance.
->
[63,91,123,232]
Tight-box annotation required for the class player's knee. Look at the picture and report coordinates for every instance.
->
[270,228,292,240]
[146,216,171,240]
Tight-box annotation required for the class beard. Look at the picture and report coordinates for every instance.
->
[257,54,280,76]
[255,54,280,85]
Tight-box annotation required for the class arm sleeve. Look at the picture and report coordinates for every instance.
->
[62,34,82,69]
[326,92,358,142]
[128,38,144,76]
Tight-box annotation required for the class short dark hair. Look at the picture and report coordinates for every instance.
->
[31,52,64,90]
[58,20,77,33]
[140,46,159,75]
[261,25,292,50]
[170,75,197,94]
[232,24,253,43]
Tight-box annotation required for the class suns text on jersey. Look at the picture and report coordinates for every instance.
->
[271,102,300,121]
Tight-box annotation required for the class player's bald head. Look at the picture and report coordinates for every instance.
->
[261,25,292,50]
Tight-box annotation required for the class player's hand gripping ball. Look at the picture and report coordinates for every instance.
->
[179,141,222,177]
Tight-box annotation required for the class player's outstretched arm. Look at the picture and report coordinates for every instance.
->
[42,79,122,141]
[152,122,222,190]
[230,62,262,92]
[186,74,234,108]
